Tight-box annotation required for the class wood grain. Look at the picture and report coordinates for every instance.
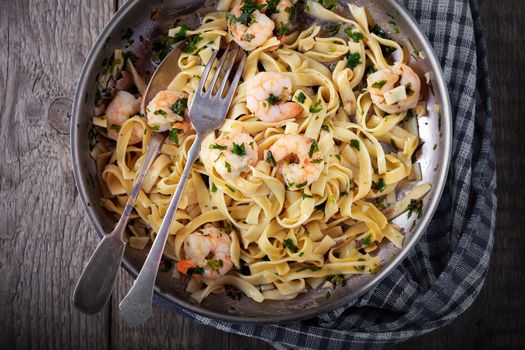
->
[0,0,114,349]
[0,0,523,349]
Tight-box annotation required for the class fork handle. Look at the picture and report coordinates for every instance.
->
[119,133,204,326]
[72,133,165,314]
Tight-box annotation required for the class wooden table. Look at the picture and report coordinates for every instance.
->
[1,0,523,348]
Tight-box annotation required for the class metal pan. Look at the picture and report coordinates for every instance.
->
[71,0,452,323]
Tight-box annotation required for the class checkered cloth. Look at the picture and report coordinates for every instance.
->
[155,0,497,347]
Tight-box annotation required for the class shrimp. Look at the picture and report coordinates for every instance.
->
[367,63,421,114]
[266,134,324,190]
[105,90,144,144]
[246,72,303,122]
[176,225,234,279]
[208,131,259,179]
[264,0,294,34]
[227,1,275,51]
[146,90,188,132]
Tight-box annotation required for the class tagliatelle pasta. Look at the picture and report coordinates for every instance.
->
[91,0,432,303]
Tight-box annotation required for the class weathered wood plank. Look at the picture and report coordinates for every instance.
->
[111,269,272,350]
[0,0,115,349]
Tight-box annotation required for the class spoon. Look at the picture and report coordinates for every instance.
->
[72,42,186,314]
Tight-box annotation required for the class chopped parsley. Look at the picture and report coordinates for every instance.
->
[210,144,227,150]
[309,99,323,113]
[350,139,360,150]
[276,25,290,36]
[211,182,218,192]
[371,26,396,55]
[326,23,340,36]
[224,161,232,173]
[208,259,223,271]
[151,125,160,131]
[346,52,362,70]
[308,139,319,157]
[171,98,188,115]
[371,80,387,88]
[365,65,377,76]
[232,142,246,156]
[183,34,203,53]
[266,150,277,165]
[186,267,204,277]
[266,94,281,105]
[318,0,337,10]
[151,33,179,64]
[266,0,280,15]
[360,234,372,245]
[302,192,313,199]
[377,178,386,192]
[283,238,298,253]
[326,274,345,287]
[295,91,306,104]
[226,0,266,25]
[154,109,167,116]
[344,27,363,42]
[296,181,308,188]
[109,124,121,130]
[243,33,255,42]
[407,199,423,219]
[354,265,366,272]
[88,126,97,150]
[173,25,189,41]
[168,128,184,144]
[321,124,330,132]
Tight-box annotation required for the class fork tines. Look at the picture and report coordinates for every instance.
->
[196,43,247,101]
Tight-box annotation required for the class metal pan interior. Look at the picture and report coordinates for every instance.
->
[71,0,452,323]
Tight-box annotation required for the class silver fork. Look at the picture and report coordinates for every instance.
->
[119,43,247,326]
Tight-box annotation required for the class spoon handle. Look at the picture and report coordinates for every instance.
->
[119,133,203,326]
[72,133,166,314]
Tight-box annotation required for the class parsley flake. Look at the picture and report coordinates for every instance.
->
[346,52,362,70]
[232,142,246,156]
[308,139,319,158]
[344,27,363,42]
[210,144,227,150]
[371,80,387,88]
[266,150,277,166]
[295,91,306,104]
[171,98,187,115]
[168,128,184,144]
[283,238,298,253]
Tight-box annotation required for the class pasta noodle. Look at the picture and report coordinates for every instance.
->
[91,0,432,303]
